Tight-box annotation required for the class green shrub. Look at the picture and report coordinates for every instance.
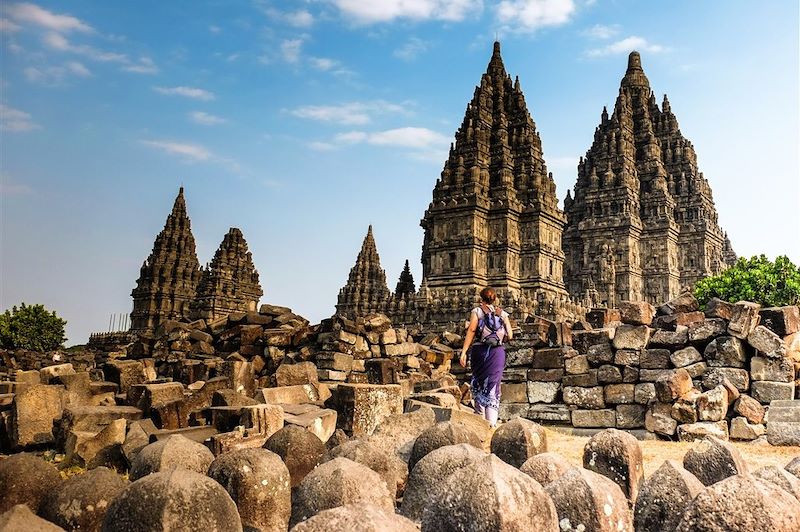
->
[694,255,800,308]
[0,303,67,351]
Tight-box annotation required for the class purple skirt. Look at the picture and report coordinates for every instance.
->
[470,343,506,410]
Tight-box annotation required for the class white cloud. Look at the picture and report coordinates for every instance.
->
[309,57,337,71]
[0,18,21,32]
[330,0,482,24]
[286,10,314,28]
[24,61,92,84]
[308,141,336,151]
[6,2,93,33]
[0,104,40,131]
[189,111,227,125]
[0,181,34,195]
[290,101,406,125]
[43,31,128,63]
[123,57,158,74]
[209,25,221,34]
[140,140,212,161]
[586,36,667,57]
[280,38,303,63]
[334,131,369,143]
[394,37,430,61]
[496,0,576,32]
[583,23,620,39]
[154,86,215,101]
[367,127,450,149]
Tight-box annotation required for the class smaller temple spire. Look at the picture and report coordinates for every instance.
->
[394,259,416,299]
[336,225,391,319]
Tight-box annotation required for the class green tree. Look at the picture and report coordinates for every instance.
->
[0,303,67,351]
[694,255,800,308]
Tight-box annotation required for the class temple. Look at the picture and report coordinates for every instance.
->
[335,226,392,319]
[562,51,735,306]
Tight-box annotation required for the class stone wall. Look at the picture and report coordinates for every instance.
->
[494,296,800,443]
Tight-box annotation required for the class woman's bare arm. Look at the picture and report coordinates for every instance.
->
[459,312,479,367]
[503,314,513,342]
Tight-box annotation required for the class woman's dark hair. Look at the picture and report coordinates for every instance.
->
[480,287,496,304]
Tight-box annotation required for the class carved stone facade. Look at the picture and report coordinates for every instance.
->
[130,187,202,332]
[563,51,735,307]
[130,188,262,331]
[336,226,392,319]
[190,228,263,321]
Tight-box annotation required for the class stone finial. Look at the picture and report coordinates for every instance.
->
[627,50,642,71]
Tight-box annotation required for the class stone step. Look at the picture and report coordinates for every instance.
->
[766,399,800,446]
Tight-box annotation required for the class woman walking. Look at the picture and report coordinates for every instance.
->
[459,287,513,427]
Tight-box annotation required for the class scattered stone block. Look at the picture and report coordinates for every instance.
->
[752,380,795,403]
[620,301,656,325]
[11,384,65,447]
[671,389,700,424]
[545,467,632,532]
[646,402,678,436]
[490,417,546,468]
[519,452,575,488]
[613,325,652,350]
[729,416,766,440]
[649,328,689,349]
[264,425,326,488]
[64,417,127,469]
[336,383,402,436]
[702,367,749,392]
[103,360,146,394]
[670,346,702,368]
[655,368,693,402]
[705,336,747,368]
[759,306,800,336]
[688,318,728,344]
[677,421,729,442]
[275,362,318,387]
[727,301,761,339]
[284,405,337,443]
[734,394,765,423]
[751,356,794,382]
[260,383,331,405]
[766,400,800,446]
[616,404,646,429]
[697,386,728,422]
[748,325,787,358]
[633,460,703,532]
[704,297,734,319]
[683,435,748,485]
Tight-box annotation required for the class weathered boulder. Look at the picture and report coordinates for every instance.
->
[0,504,64,532]
[675,474,800,532]
[101,469,242,532]
[683,436,748,486]
[0,453,62,514]
[633,460,704,532]
[263,425,326,488]
[207,448,291,532]
[129,434,215,481]
[545,467,633,532]
[421,454,558,531]
[583,428,644,501]
[369,405,436,463]
[520,452,576,487]
[677,421,729,442]
[323,439,408,498]
[655,369,693,403]
[490,417,547,468]
[747,325,786,357]
[64,417,127,470]
[697,386,728,422]
[727,301,762,340]
[752,465,800,500]
[290,504,418,532]
[409,421,481,470]
[40,467,128,532]
[620,301,656,326]
[787,456,800,478]
[705,336,746,368]
[11,384,65,447]
[290,457,394,528]
[401,443,486,521]
[733,395,765,424]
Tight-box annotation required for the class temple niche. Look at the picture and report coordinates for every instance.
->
[563,51,735,306]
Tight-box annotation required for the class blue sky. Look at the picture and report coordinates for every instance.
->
[1,1,798,344]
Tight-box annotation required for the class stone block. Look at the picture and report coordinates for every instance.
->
[528,369,563,382]
[766,401,800,446]
[616,404,646,428]
[586,343,614,365]
[640,349,671,369]
[655,369,693,402]
[259,383,331,405]
[365,359,399,385]
[501,383,528,403]
[275,362,318,387]
[658,292,700,315]
[284,407,337,443]
[652,312,705,331]
[622,366,639,383]
[128,382,185,413]
[639,369,672,382]
[527,382,559,404]
[645,402,677,436]
[729,417,765,440]
[671,389,699,424]
[336,383,403,437]
[597,365,622,384]
[39,363,75,384]
[532,348,570,369]
[502,368,528,383]
[705,336,746,368]
[562,371,598,387]
[727,301,761,339]
[697,386,728,421]
[572,329,614,356]
[683,362,708,379]
[758,306,800,336]
[64,417,127,468]
[733,395,765,424]
[11,384,65,447]
[565,355,590,375]
[676,421,729,442]
[747,325,787,358]
[701,367,749,392]
[572,409,616,428]
[688,318,728,344]
[648,328,689,349]
[586,309,621,329]
[526,404,572,423]
[634,383,656,404]
[562,386,605,409]
[751,381,795,403]
[619,301,656,326]
[750,356,794,382]
[613,325,651,350]
[505,347,535,367]
[604,384,635,404]
[670,346,702,368]
[241,404,284,438]
[614,349,640,366]
[704,298,734,319]
[103,360,146,394]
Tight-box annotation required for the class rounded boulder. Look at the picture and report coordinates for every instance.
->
[264,425,326,488]
[785,456,800,479]
[545,467,633,532]
[634,459,704,532]
[420,454,558,531]
[290,504,418,532]
[40,466,128,532]
[101,469,242,532]
[1,504,65,531]
[323,439,408,497]
[752,465,800,500]
[207,448,291,532]
[520,452,576,487]
[491,417,547,468]
[409,421,481,470]
[129,435,215,481]
[0,453,62,514]
[682,435,748,486]
[583,428,644,501]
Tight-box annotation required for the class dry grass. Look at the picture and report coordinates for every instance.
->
[545,428,800,476]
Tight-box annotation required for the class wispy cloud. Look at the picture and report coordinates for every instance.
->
[0,18,21,32]
[39,31,158,74]
[285,10,314,28]
[586,36,667,57]
[290,100,407,125]
[394,37,430,61]
[6,2,93,33]
[123,57,158,74]
[154,86,215,101]
[495,0,576,33]
[24,61,91,85]
[141,140,211,161]
[189,111,227,126]
[308,56,354,77]
[329,0,482,24]
[280,38,304,63]
[582,23,620,40]
[314,127,450,161]
[209,25,221,34]
[0,104,40,132]
[0,180,34,196]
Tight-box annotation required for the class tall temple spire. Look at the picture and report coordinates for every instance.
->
[130,187,202,331]
[191,228,263,321]
[336,225,391,319]
[394,259,416,299]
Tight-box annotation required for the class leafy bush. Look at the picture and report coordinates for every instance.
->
[694,255,800,308]
[0,303,67,351]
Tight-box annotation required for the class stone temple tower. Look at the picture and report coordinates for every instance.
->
[563,51,734,306]
[130,187,202,332]
[336,225,392,318]
[418,41,569,322]
[191,227,263,321]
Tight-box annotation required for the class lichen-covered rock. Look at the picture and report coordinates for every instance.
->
[290,504,418,532]
[40,467,128,532]
[369,405,436,464]
[675,474,800,532]
[545,467,633,532]
[655,369,692,402]
[207,448,291,532]
[752,465,800,500]
[409,421,481,470]
[520,452,576,487]
[0,504,65,532]
[401,443,486,521]
[323,439,408,498]
[101,469,242,532]
[263,425,326,488]
[290,458,394,528]
[129,434,215,481]
[733,395,765,424]
[583,428,644,501]
[490,417,547,468]
[0,453,62,514]
[421,454,558,531]
[682,436,748,486]
[633,460,703,532]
